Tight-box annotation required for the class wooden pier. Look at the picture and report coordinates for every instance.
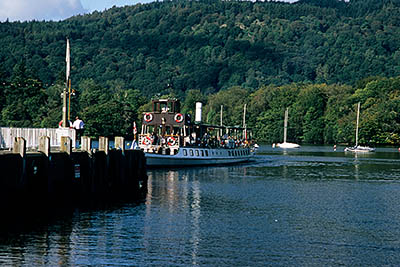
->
[0,136,147,220]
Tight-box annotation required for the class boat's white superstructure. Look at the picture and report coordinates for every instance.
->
[138,99,255,167]
[276,107,300,149]
[344,102,375,153]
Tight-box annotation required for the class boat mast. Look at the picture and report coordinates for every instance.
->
[243,104,247,140]
[220,105,223,137]
[355,102,360,147]
[283,107,288,143]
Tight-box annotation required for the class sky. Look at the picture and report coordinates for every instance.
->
[0,0,297,22]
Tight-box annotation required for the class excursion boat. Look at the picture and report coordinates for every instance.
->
[138,99,255,167]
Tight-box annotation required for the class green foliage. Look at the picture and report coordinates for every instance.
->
[2,0,400,144]
[1,0,400,96]
[0,64,47,127]
[181,89,207,117]
[205,86,249,127]
[79,80,147,137]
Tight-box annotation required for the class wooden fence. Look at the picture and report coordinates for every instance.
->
[0,127,76,149]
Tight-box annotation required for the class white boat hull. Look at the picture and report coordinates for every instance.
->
[276,142,300,149]
[144,147,254,167]
[344,146,375,153]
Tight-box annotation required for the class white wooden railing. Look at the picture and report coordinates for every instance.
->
[0,127,76,149]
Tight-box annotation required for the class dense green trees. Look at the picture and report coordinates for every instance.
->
[1,0,400,95]
[1,0,400,144]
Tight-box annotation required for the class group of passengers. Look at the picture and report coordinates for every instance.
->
[147,131,251,149]
[184,132,251,149]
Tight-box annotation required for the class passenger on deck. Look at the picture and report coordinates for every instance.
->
[152,132,158,145]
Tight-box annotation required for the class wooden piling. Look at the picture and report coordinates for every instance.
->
[39,136,50,156]
[81,136,91,154]
[99,136,109,155]
[0,135,148,222]
[60,136,72,155]
[13,137,26,157]
[115,136,125,152]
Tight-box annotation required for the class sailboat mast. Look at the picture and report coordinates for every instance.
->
[355,102,360,147]
[220,105,223,137]
[283,107,288,143]
[243,104,247,140]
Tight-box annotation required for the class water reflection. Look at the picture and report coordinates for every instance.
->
[2,146,400,265]
[190,179,201,265]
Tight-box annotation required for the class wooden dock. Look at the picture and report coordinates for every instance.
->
[0,136,147,220]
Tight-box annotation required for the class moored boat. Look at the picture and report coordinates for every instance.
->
[276,107,300,149]
[344,102,375,153]
[276,142,300,149]
[138,99,255,167]
[344,145,375,153]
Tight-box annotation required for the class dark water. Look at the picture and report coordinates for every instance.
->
[2,145,400,266]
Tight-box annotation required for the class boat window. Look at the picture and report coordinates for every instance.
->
[183,149,187,156]
[195,150,199,156]
[228,151,231,157]
[205,150,209,157]
[190,149,194,156]
[201,150,204,157]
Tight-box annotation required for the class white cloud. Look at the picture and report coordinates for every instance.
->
[0,0,86,22]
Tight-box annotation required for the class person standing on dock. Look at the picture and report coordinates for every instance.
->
[73,116,85,140]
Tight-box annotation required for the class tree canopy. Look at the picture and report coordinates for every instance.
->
[1,0,400,144]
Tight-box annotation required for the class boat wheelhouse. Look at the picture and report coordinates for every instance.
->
[138,99,254,167]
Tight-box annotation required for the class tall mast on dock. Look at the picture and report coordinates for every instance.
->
[62,38,71,128]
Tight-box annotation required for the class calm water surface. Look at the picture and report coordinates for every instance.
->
[2,145,400,266]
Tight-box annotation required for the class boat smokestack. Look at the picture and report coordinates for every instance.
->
[195,102,202,123]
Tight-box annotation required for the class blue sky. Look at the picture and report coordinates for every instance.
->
[0,0,296,22]
[0,0,153,22]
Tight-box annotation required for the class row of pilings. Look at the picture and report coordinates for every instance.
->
[0,136,147,223]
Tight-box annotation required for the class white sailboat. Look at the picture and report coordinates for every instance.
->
[276,107,300,149]
[344,102,375,153]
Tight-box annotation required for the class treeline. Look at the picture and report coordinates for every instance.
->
[205,76,400,145]
[1,0,400,144]
[2,64,400,145]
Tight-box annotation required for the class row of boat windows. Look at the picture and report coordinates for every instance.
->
[182,149,250,157]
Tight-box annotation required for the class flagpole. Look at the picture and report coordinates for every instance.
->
[68,79,71,121]
[63,38,70,128]
[133,122,137,141]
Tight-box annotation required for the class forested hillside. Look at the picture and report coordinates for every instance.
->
[1,0,400,144]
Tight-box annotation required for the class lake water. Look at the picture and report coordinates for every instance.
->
[2,145,400,266]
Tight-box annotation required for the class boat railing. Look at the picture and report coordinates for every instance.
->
[139,133,181,155]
